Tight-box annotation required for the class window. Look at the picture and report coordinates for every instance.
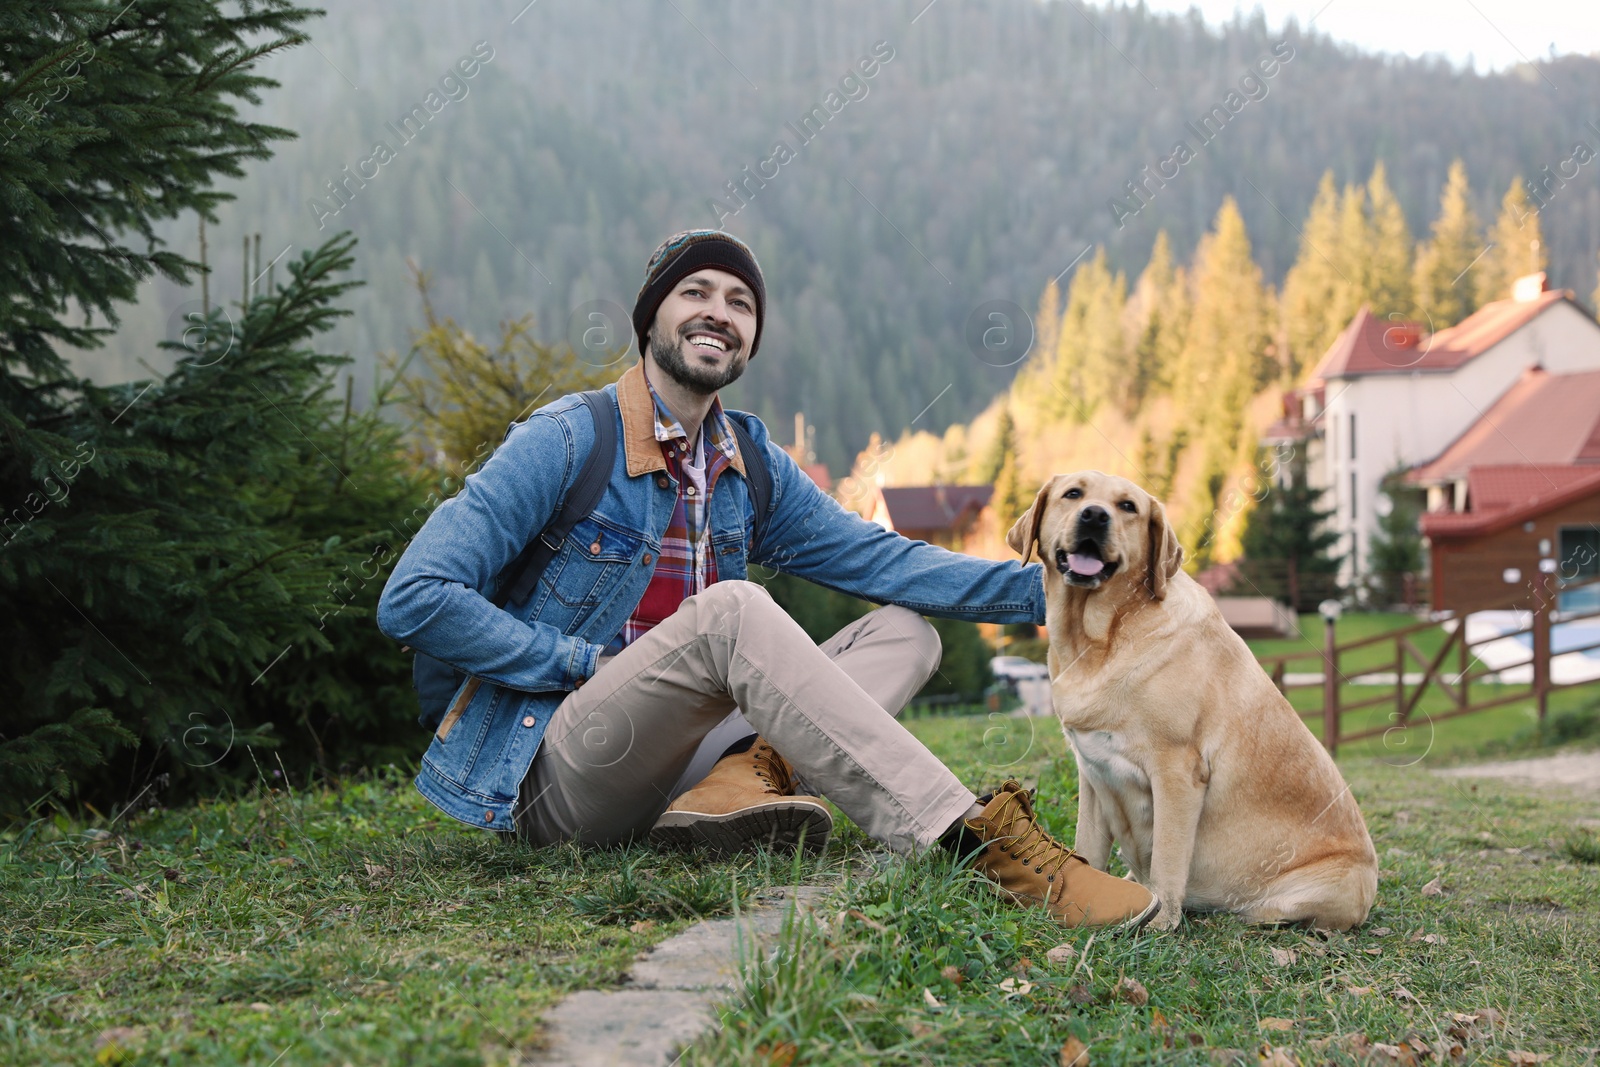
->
[1350,471,1358,521]
[1558,526,1600,613]
[1349,413,1357,460]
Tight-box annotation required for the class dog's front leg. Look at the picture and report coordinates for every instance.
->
[1073,766,1114,870]
[1145,751,1208,931]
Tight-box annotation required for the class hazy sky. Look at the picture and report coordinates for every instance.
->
[1134,0,1599,71]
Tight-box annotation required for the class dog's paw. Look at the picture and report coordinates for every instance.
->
[1146,903,1182,932]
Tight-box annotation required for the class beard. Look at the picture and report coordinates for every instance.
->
[648,318,749,396]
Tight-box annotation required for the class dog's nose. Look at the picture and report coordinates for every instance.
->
[1079,504,1110,528]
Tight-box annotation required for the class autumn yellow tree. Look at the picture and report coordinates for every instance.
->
[1413,160,1483,328]
[1475,178,1546,306]
[383,266,624,469]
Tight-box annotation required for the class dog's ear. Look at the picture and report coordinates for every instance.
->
[1006,478,1056,564]
[1145,497,1184,600]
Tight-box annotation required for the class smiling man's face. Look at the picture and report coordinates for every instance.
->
[646,267,757,396]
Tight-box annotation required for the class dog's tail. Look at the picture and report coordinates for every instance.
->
[1244,856,1378,931]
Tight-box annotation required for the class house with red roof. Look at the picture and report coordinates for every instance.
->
[1408,366,1600,613]
[867,484,994,549]
[1264,274,1600,590]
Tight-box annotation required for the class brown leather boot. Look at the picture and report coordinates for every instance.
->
[650,737,832,854]
[964,780,1159,929]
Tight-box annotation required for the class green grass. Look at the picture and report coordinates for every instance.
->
[0,766,851,1065]
[687,713,1600,1066]
[5,686,1599,1065]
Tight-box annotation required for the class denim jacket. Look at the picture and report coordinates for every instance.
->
[377,362,1046,830]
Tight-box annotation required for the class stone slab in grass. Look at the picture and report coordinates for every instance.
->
[530,884,827,1066]
[531,990,714,1067]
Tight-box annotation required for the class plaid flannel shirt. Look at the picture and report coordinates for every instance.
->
[603,380,737,653]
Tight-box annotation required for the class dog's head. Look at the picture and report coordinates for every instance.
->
[1005,470,1184,601]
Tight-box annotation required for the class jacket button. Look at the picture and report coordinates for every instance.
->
[643,553,654,565]
[685,486,697,497]
[589,541,602,555]
[522,715,536,728]
[483,811,495,823]
[656,475,669,489]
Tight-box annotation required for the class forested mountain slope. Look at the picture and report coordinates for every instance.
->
[74,0,1600,471]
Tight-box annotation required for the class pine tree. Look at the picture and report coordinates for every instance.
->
[975,405,1017,485]
[992,444,1027,533]
[1365,466,1425,609]
[1041,248,1126,423]
[1326,182,1372,347]
[1171,199,1271,565]
[1412,160,1483,329]
[1237,449,1342,612]
[1475,179,1546,306]
[1281,172,1344,378]
[1365,162,1414,320]
[0,2,433,811]
[1124,230,1185,414]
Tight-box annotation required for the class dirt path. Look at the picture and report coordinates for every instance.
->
[1434,750,1600,792]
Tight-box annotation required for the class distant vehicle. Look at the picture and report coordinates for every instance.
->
[990,655,1049,682]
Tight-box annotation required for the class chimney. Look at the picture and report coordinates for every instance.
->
[1512,272,1550,302]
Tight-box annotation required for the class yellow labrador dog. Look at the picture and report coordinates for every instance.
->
[1008,471,1377,931]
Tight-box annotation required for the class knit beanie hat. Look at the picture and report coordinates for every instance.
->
[633,229,766,358]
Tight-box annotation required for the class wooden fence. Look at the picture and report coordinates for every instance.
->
[1256,572,1600,754]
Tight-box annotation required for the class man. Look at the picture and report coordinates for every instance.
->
[378,229,1157,929]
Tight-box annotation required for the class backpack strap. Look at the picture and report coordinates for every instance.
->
[494,390,617,608]
[727,414,773,557]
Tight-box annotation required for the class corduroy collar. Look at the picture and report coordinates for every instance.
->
[615,361,748,479]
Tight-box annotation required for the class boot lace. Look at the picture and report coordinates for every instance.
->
[991,792,1080,886]
[751,741,794,795]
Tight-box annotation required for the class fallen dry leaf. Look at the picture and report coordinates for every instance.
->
[1112,976,1149,1005]
[1368,926,1394,937]
[1392,987,1421,1004]
[939,964,963,985]
[1507,1053,1551,1065]
[1257,1017,1296,1032]
[1371,1041,1414,1063]
[1269,947,1298,967]
[922,987,945,1011]
[1067,984,1094,1006]
[1046,943,1078,966]
[1207,1049,1247,1066]
[1014,956,1033,976]
[1060,1034,1090,1067]
[998,977,1035,997]
[755,1042,798,1067]
[1420,877,1444,897]
[628,919,656,934]
[1346,985,1374,996]
[363,862,392,879]
[268,856,296,867]
[249,1002,271,1012]
[1413,932,1446,945]
[1362,947,1383,956]
[1258,1042,1299,1066]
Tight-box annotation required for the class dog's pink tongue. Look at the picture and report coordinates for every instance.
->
[1067,553,1105,576]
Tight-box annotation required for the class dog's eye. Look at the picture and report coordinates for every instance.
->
[1118,500,1137,513]
[1064,487,1082,499]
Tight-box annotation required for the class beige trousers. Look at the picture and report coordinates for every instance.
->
[514,580,978,852]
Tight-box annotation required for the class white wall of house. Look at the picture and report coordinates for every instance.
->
[1310,300,1600,587]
